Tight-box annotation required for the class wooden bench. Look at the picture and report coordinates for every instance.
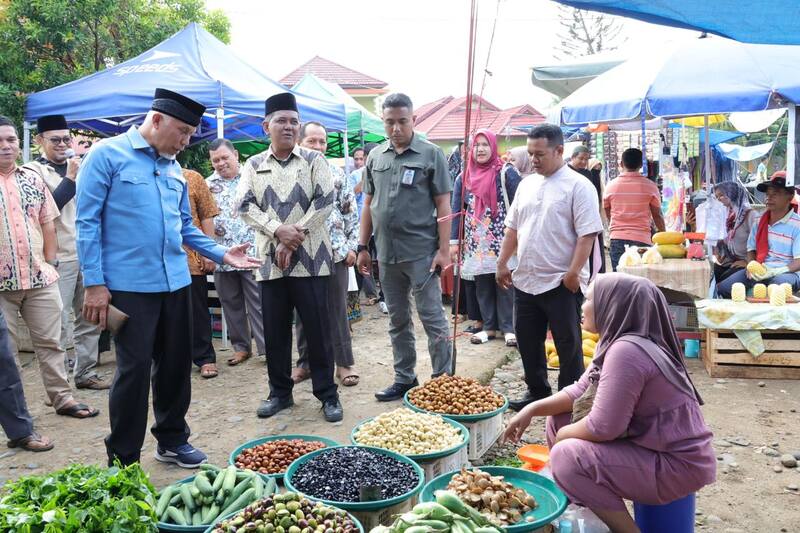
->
[703,328,800,379]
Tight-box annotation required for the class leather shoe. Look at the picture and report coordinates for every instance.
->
[322,397,343,422]
[256,396,294,418]
[374,379,419,402]
[508,391,550,412]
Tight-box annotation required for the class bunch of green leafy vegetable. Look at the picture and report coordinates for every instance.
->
[0,463,158,532]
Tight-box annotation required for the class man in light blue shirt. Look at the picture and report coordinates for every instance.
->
[76,88,260,468]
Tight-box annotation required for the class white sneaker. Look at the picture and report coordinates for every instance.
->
[378,301,389,314]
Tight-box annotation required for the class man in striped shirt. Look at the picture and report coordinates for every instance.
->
[717,172,800,298]
[603,148,666,271]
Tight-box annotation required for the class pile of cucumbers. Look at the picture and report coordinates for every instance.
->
[156,464,276,527]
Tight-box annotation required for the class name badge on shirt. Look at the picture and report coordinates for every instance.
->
[401,167,415,187]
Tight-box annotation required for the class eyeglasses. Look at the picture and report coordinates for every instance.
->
[46,136,72,145]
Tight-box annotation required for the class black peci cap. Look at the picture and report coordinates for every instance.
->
[264,92,298,117]
[151,88,206,127]
[36,115,68,133]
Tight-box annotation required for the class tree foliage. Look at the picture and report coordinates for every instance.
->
[0,0,230,125]
[556,6,625,59]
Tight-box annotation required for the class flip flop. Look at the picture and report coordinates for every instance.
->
[505,333,518,347]
[337,368,360,387]
[364,297,379,306]
[200,363,218,379]
[56,402,99,419]
[470,331,495,344]
[7,432,54,452]
[226,351,251,366]
[464,325,483,334]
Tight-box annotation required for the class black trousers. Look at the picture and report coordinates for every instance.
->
[260,277,337,403]
[514,284,584,398]
[190,275,216,367]
[0,308,34,441]
[106,287,193,466]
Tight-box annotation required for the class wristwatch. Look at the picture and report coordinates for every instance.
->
[46,259,59,268]
[357,244,369,254]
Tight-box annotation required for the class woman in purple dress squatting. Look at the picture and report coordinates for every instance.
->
[504,273,716,533]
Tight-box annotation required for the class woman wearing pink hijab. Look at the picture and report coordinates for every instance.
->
[450,129,522,346]
[504,273,715,533]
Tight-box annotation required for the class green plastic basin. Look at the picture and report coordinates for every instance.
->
[419,466,568,531]
[403,388,509,422]
[350,414,469,461]
[283,445,425,512]
[228,434,339,481]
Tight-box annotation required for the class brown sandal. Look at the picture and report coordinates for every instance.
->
[55,402,99,419]
[291,367,310,384]
[200,363,218,379]
[337,367,360,387]
[7,432,54,452]
[226,351,251,366]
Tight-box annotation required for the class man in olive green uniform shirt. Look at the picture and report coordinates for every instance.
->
[357,93,453,401]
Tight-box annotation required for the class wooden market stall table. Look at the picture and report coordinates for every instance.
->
[695,299,800,379]
[617,258,711,300]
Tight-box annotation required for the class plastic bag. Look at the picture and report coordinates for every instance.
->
[618,245,642,267]
[642,246,663,264]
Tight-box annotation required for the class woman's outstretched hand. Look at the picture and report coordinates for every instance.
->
[503,410,533,443]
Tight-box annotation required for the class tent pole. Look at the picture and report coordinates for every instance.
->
[216,108,224,139]
[704,114,711,187]
[23,121,31,162]
[343,127,350,162]
[789,104,797,187]
[640,109,647,176]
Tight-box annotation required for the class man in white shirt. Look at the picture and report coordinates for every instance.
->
[497,124,603,411]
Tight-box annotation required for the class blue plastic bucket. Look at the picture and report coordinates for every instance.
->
[633,493,695,533]
[683,339,700,358]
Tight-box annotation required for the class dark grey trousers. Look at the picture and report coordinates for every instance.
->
[474,273,514,334]
[0,308,34,441]
[297,261,354,368]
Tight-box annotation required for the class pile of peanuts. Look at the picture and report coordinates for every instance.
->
[234,439,327,475]
[353,408,464,455]
[407,375,505,415]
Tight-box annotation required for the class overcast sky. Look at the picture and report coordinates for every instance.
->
[206,0,698,113]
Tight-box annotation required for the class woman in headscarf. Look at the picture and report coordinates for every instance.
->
[712,181,756,284]
[504,273,715,533]
[451,129,522,346]
[507,146,533,177]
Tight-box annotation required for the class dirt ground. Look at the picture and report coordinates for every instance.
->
[3,302,799,532]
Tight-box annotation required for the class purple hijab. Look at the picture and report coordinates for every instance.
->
[592,273,703,405]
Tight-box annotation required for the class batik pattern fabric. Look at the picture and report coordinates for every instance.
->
[0,167,59,291]
[206,172,258,272]
[183,169,220,275]
[237,145,334,281]
[327,163,359,263]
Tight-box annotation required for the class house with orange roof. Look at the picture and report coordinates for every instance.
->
[414,95,546,155]
[280,56,388,113]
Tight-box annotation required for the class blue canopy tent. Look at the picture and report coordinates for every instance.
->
[553,37,800,126]
[554,1,800,45]
[23,23,346,159]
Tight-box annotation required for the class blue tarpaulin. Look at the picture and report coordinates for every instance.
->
[555,1,800,45]
[24,23,346,141]
[554,37,800,126]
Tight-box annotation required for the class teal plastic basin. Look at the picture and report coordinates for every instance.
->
[419,466,568,531]
[283,445,425,512]
[403,388,508,422]
[228,434,339,481]
[350,414,469,461]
